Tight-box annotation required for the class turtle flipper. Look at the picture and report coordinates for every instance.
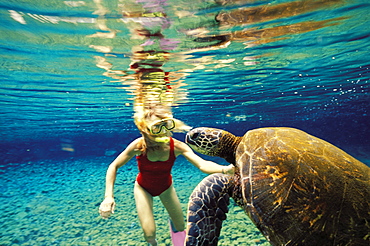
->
[185,173,233,246]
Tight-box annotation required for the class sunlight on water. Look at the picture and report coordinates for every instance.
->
[1,0,368,142]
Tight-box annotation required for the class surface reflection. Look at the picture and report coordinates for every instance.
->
[186,0,347,48]
[90,0,189,118]
[216,0,345,26]
[87,0,351,124]
[3,0,354,134]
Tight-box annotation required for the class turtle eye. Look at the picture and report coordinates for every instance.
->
[191,132,200,140]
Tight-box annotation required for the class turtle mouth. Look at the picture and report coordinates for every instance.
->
[185,130,202,149]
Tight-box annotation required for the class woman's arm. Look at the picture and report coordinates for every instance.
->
[175,139,234,175]
[99,138,141,219]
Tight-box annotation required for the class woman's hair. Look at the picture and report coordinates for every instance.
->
[134,104,191,153]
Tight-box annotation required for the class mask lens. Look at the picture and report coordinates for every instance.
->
[151,124,163,134]
[150,119,175,134]
[164,119,175,130]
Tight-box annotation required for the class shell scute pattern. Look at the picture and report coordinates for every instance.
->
[234,127,370,245]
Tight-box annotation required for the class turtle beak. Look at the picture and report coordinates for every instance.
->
[185,129,201,147]
[185,131,195,146]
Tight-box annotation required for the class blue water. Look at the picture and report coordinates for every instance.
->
[1,0,369,245]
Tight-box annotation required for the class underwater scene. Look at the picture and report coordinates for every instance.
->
[1,0,369,245]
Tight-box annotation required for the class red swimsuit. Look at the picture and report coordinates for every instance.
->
[136,137,176,196]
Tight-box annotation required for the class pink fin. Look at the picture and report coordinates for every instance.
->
[169,220,186,246]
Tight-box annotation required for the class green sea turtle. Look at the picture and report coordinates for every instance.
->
[185,127,370,246]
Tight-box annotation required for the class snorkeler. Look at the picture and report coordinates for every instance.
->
[99,107,234,246]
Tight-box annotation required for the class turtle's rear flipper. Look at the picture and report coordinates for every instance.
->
[186,173,233,246]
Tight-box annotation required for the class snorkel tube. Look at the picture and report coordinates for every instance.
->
[154,136,170,143]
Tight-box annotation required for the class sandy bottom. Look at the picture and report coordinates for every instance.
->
[0,156,268,246]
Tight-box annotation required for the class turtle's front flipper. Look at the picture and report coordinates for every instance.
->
[186,173,233,246]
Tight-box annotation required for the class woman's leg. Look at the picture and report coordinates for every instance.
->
[134,182,157,246]
[159,184,185,232]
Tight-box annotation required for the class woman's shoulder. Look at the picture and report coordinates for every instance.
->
[126,137,143,146]
[127,137,144,155]
[131,137,143,144]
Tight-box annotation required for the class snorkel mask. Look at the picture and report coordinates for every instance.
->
[147,118,175,143]
[148,118,175,135]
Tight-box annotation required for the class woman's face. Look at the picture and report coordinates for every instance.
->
[145,114,174,138]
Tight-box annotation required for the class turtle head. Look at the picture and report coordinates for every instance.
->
[186,127,224,156]
[186,127,239,163]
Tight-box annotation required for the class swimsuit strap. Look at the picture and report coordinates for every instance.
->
[169,137,176,160]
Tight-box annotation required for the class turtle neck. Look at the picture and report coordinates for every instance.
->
[218,131,242,164]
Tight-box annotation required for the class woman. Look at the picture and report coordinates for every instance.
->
[99,109,234,245]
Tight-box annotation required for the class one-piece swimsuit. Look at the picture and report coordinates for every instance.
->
[136,137,176,196]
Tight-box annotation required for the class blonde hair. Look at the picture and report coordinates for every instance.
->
[134,104,191,153]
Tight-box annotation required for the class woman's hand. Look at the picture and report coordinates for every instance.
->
[99,197,116,219]
[223,164,235,175]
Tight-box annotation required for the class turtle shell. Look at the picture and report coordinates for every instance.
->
[236,127,370,245]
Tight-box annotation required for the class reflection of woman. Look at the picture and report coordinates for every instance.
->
[99,107,234,245]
